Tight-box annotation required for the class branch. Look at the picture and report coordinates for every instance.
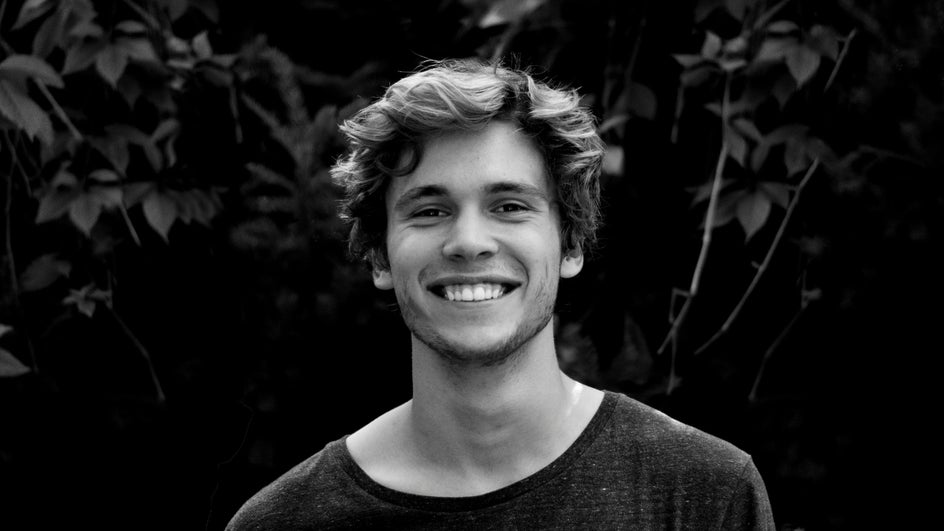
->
[106,306,166,404]
[658,75,731,355]
[824,29,858,93]
[748,304,806,402]
[36,82,83,142]
[695,157,821,355]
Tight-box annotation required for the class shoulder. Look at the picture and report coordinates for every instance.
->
[226,438,353,531]
[605,391,751,471]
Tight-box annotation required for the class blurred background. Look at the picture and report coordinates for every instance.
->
[0,0,940,529]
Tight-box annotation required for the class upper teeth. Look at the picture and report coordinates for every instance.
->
[442,283,505,302]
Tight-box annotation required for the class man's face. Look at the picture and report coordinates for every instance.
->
[374,121,583,366]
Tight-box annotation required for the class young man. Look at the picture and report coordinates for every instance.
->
[228,59,775,529]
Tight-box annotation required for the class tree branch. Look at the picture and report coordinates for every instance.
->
[748,304,806,402]
[695,157,821,355]
[824,29,857,93]
[106,306,166,404]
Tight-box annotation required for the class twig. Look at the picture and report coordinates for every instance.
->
[824,29,857,93]
[36,82,83,142]
[118,203,142,246]
[106,305,166,404]
[694,157,820,355]
[119,0,161,30]
[658,75,731,355]
[204,403,254,530]
[748,305,806,402]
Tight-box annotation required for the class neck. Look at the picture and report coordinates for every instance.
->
[407,321,592,484]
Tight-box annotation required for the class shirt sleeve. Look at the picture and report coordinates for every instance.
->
[719,458,776,530]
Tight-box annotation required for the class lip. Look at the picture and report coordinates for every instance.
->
[425,274,522,300]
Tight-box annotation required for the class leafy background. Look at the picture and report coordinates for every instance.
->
[0,0,940,529]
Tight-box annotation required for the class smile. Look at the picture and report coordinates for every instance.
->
[431,283,516,302]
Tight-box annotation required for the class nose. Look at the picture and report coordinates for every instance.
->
[442,211,499,261]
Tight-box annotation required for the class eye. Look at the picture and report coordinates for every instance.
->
[495,202,529,214]
[412,207,447,218]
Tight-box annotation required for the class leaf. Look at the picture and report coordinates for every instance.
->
[724,0,748,21]
[0,348,31,377]
[36,188,78,222]
[123,182,155,206]
[151,119,179,141]
[751,141,771,171]
[759,181,790,209]
[192,31,213,60]
[63,40,106,74]
[31,7,66,58]
[165,0,189,20]
[786,45,821,86]
[0,323,11,337]
[0,80,54,144]
[598,114,630,134]
[115,20,148,34]
[733,118,762,142]
[725,128,748,166]
[95,45,128,87]
[89,136,130,173]
[809,25,839,60]
[68,18,103,39]
[603,144,624,176]
[117,37,159,63]
[142,142,163,171]
[736,192,772,241]
[13,0,56,30]
[784,137,808,175]
[20,253,72,292]
[143,191,178,241]
[767,20,799,34]
[766,124,808,145]
[720,58,747,72]
[190,0,219,23]
[90,185,122,208]
[89,169,119,183]
[710,188,746,228]
[479,0,545,27]
[68,192,103,235]
[673,54,706,68]
[771,73,796,107]
[723,36,747,55]
[0,55,64,88]
[680,65,714,87]
[701,32,723,58]
[627,82,657,120]
[756,37,795,63]
[695,0,723,22]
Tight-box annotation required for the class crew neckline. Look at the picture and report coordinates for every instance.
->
[335,390,619,512]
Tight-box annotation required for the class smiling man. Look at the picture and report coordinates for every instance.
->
[227,59,775,529]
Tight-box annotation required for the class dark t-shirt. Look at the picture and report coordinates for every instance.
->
[227,391,774,530]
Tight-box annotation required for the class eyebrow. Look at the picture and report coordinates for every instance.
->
[392,182,550,212]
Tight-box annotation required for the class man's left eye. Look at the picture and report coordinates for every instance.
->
[414,208,446,217]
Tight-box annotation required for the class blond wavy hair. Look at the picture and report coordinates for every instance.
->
[331,58,604,268]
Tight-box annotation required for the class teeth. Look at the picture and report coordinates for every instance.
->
[441,283,506,302]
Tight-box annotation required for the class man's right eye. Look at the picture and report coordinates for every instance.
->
[413,208,446,218]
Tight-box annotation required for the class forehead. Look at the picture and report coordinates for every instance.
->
[386,121,550,203]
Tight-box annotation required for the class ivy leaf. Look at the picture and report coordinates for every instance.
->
[766,124,808,145]
[68,192,103,236]
[701,32,723,58]
[165,0,189,20]
[117,37,159,63]
[784,137,809,175]
[809,25,840,60]
[13,0,56,30]
[143,191,178,241]
[751,141,771,171]
[31,6,66,58]
[0,55,64,88]
[736,191,772,241]
[709,188,746,229]
[0,80,53,144]
[68,18,103,39]
[603,144,624,176]
[63,40,106,74]
[786,45,821,87]
[89,169,120,183]
[733,118,763,142]
[724,0,748,21]
[478,0,545,28]
[36,187,78,222]
[95,45,129,87]
[0,323,11,338]
[673,54,706,68]
[756,37,796,63]
[680,65,715,87]
[20,253,72,292]
[767,20,799,34]
[123,182,155,207]
[191,31,213,60]
[190,0,220,23]
[771,73,796,107]
[90,185,122,208]
[725,128,748,166]
[759,181,790,209]
[115,20,148,34]
[0,348,31,378]
[626,82,656,120]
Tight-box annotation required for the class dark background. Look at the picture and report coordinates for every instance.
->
[1,0,940,529]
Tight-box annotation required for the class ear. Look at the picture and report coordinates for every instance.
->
[372,267,394,290]
[560,247,584,279]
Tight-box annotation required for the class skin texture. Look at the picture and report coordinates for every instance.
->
[374,120,583,368]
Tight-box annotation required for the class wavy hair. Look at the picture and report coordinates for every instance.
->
[330,58,604,269]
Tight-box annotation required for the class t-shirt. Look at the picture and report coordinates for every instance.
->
[227,391,775,530]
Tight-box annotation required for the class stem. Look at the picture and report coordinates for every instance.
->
[748,305,805,402]
[823,29,857,93]
[36,83,83,142]
[695,158,821,355]
[107,306,166,404]
[119,203,142,246]
[205,404,254,530]
[658,75,731,355]
[120,0,161,30]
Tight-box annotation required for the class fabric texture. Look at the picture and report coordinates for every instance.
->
[227,391,775,530]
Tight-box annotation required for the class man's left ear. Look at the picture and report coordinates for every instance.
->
[560,247,584,279]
